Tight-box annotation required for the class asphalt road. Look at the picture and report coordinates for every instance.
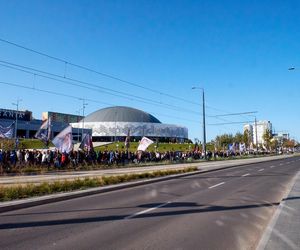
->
[1,156,299,250]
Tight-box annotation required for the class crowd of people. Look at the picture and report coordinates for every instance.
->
[0,147,263,174]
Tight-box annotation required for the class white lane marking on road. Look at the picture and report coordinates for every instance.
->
[270,165,275,168]
[242,173,250,177]
[279,163,283,166]
[281,203,297,212]
[209,182,225,189]
[215,220,224,226]
[125,201,171,219]
[258,168,264,172]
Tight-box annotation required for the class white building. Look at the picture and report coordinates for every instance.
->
[244,120,272,145]
[71,106,188,142]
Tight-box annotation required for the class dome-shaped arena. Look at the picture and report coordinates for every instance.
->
[71,106,188,142]
[84,106,161,123]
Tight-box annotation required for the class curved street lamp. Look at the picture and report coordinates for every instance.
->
[192,87,207,160]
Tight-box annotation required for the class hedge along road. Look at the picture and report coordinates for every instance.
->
[0,154,296,187]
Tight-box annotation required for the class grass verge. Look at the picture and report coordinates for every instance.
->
[0,167,197,202]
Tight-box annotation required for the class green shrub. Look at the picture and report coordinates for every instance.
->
[36,182,51,195]
[83,178,98,188]
[50,181,63,193]
[101,176,111,185]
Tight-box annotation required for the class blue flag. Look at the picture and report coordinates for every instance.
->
[35,118,51,145]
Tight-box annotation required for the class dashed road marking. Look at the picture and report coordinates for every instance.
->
[242,173,250,177]
[270,165,275,168]
[258,169,264,172]
[209,182,225,189]
[125,201,171,219]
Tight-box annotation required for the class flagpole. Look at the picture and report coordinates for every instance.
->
[47,117,52,147]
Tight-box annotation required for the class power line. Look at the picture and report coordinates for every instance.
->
[0,60,203,116]
[0,80,110,106]
[211,111,258,117]
[1,59,243,125]
[0,61,251,129]
[208,121,254,126]
[0,37,201,106]
[0,80,204,124]
[1,61,242,127]
[0,38,256,126]
[150,112,200,124]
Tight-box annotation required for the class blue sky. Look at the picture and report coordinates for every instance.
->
[0,0,299,142]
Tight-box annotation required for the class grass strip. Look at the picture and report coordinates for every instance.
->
[0,167,197,202]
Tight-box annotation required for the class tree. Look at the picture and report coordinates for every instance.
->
[234,132,243,143]
[215,133,234,149]
[283,139,296,149]
[270,138,278,151]
[243,129,251,146]
[263,129,272,149]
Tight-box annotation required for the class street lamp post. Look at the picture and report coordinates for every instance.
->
[12,98,22,139]
[82,100,88,141]
[254,116,258,152]
[76,109,81,143]
[192,87,207,160]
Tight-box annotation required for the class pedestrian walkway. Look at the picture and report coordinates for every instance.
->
[257,170,300,250]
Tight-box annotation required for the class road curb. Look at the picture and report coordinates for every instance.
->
[0,155,296,213]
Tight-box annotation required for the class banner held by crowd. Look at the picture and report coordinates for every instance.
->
[0,122,15,139]
[35,117,52,146]
[52,125,73,153]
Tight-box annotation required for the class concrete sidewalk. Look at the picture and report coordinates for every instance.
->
[0,154,294,186]
[257,169,300,250]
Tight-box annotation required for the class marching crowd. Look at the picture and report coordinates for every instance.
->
[0,147,262,174]
[0,148,216,173]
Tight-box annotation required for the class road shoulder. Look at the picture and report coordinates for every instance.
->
[257,168,300,250]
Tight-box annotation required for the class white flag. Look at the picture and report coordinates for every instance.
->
[137,137,154,151]
[52,125,73,153]
[239,143,246,152]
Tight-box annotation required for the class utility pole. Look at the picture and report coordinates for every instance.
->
[115,110,117,142]
[76,108,81,143]
[255,117,258,152]
[12,98,22,139]
[82,100,88,141]
[202,89,207,160]
[192,87,206,160]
